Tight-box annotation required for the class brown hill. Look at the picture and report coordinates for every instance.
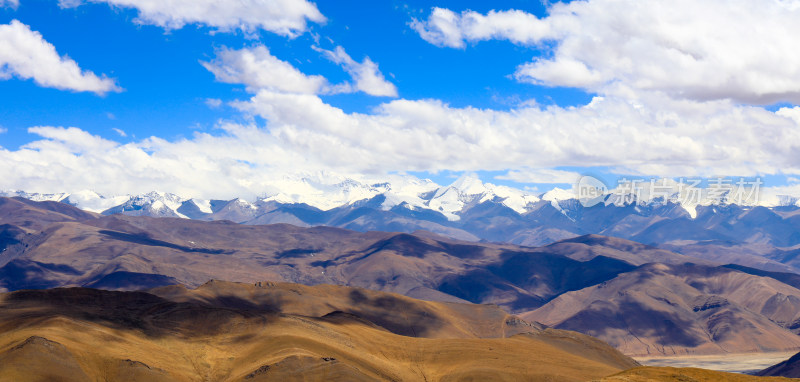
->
[602,366,798,381]
[522,263,800,356]
[757,351,800,378]
[150,280,544,339]
[0,281,638,381]
[542,234,712,266]
[0,197,648,314]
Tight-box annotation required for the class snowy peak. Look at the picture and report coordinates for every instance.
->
[447,174,488,196]
[4,174,797,224]
[259,174,392,211]
[425,175,540,220]
[0,190,69,203]
[541,187,576,202]
[63,190,131,213]
[101,191,190,218]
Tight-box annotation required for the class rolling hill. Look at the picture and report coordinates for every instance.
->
[522,263,800,355]
[0,280,639,381]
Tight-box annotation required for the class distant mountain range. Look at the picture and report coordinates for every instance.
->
[6,174,800,274]
[6,196,800,356]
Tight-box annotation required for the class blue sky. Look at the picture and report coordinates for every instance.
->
[2,0,800,198]
[0,1,588,147]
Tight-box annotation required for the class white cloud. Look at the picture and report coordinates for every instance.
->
[497,169,582,184]
[0,126,6,134]
[202,46,332,95]
[205,98,223,108]
[0,124,312,198]
[314,46,398,97]
[203,45,397,97]
[232,90,800,177]
[411,7,549,49]
[112,128,126,137]
[413,1,800,104]
[1,0,18,9]
[3,92,800,197]
[6,2,800,197]
[0,20,121,94]
[60,0,325,37]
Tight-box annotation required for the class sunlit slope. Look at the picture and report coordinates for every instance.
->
[600,366,798,381]
[0,281,637,381]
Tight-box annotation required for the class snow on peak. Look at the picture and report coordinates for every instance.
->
[0,190,69,202]
[233,198,256,209]
[447,174,487,195]
[132,191,186,210]
[6,173,796,223]
[484,184,540,214]
[63,190,130,213]
[259,175,388,211]
[426,175,540,220]
[541,187,577,218]
[191,198,213,214]
[541,187,577,202]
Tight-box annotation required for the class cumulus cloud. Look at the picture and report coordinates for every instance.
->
[496,169,582,184]
[202,46,333,94]
[232,90,800,176]
[412,1,800,104]
[314,46,398,97]
[411,7,549,48]
[1,0,18,9]
[6,1,800,196]
[3,92,800,196]
[59,0,325,36]
[0,20,121,94]
[0,125,299,198]
[203,45,397,97]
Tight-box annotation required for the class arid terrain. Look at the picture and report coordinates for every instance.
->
[4,200,800,379]
[0,280,642,381]
[3,280,799,381]
[6,196,800,358]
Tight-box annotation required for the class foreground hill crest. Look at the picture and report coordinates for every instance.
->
[0,280,638,381]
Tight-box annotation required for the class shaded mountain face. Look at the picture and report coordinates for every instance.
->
[99,198,800,251]
[5,182,800,242]
[522,263,800,356]
[0,197,659,315]
[757,351,800,378]
[0,281,639,381]
[12,183,800,274]
[603,367,797,382]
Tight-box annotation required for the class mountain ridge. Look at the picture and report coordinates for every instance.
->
[7,175,800,264]
[7,196,800,356]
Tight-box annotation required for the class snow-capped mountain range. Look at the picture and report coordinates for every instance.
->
[5,174,790,219]
[6,173,800,248]
[1,174,546,221]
